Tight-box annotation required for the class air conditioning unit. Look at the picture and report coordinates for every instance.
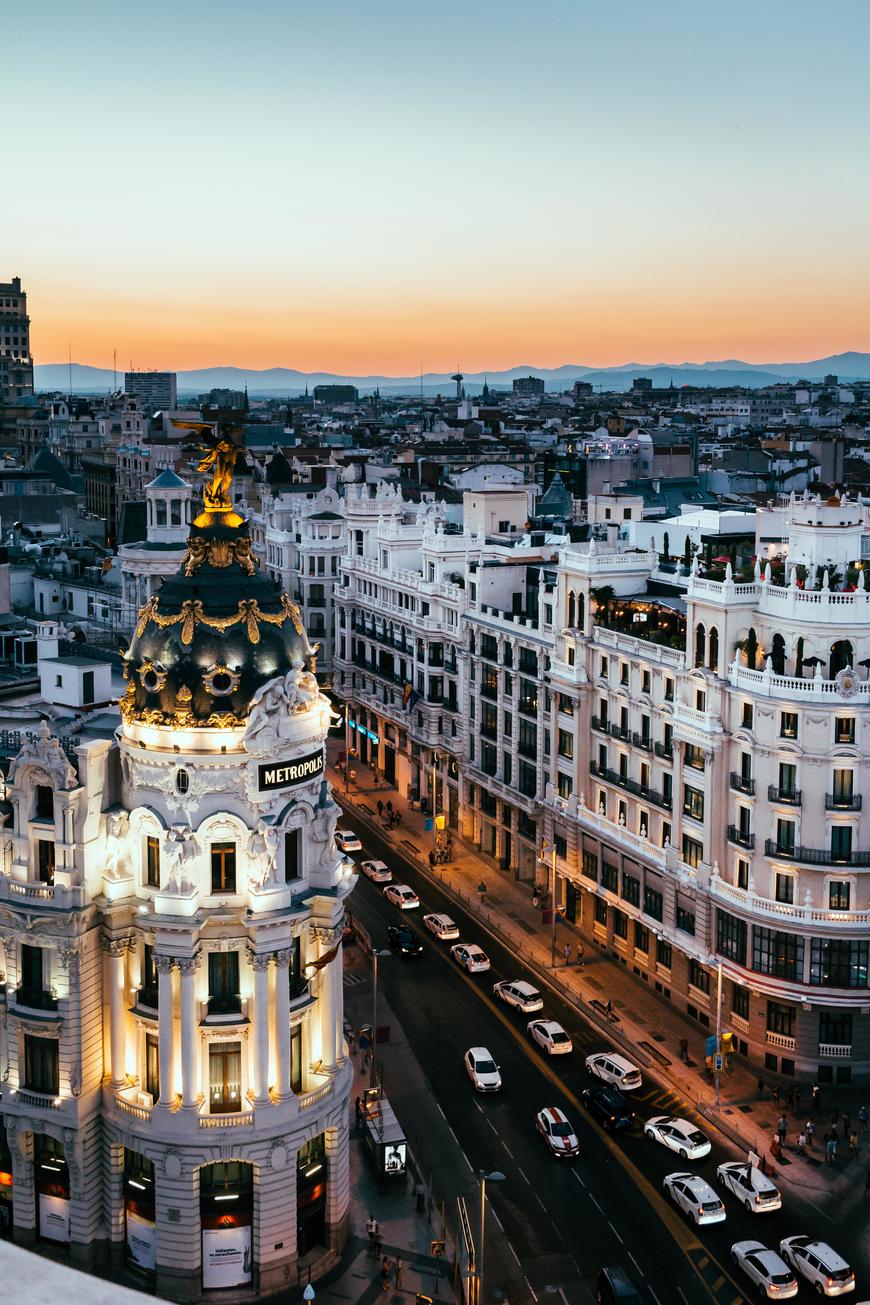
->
[136,1091,153,1109]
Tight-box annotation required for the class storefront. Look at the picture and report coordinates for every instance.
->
[124,1150,156,1274]
[35,1135,70,1245]
[200,1162,253,1291]
[296,1135,326,1257]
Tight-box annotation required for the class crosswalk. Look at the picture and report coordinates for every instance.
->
[343,971,366,987]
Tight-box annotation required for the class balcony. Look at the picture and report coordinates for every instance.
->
[608,723,629,741]
[589,760,671,810]
[765,1031,796,1052]
[729,773,755,796]
[818,1043,852,1059]
[768,786,802,806]
[631,732,652,752]
[673,701,723,736]
[764,840,870,866]
[654,741,673,761]
[727,825,755,850]
[591,716,609,734]
[826,794,862,811]
[709,874,870,929]
[14,987,58,1012]
[199,1110,254,1128]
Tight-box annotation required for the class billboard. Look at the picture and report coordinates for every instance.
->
[202,1223,252,1289]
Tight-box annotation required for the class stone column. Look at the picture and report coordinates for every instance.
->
[178,954,200,1109]
[155,955,176,1107]
[103,937,130,1087]
[325,1114,350,1249]
[249,950,272,1103]
[274,948,292,1098]
[319,931,340,1071]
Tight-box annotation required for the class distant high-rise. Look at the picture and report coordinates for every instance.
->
[124,370,177,413]
[0,276,34,403]
[313,383,358,404]
[631,376,653,393]
[512,375,545,397]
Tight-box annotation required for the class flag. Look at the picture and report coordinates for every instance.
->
[306,940,342,973]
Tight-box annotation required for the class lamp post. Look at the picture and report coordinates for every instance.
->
[714,957,723,1109]
[539,839,558,969]
[431,751,439,856]
[370,948,390,1090]
[477,1169,505,1305]
[302,1285,315,1302]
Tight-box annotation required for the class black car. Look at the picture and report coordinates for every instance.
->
[597,1266,644,1304]
[387,925,423,958]
[581,1085,636,1131]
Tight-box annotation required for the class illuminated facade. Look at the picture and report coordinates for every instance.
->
[0,463,354,1296]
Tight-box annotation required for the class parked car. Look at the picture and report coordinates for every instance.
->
[360,859,392,883]
[662,1172,726,1226]
[383,884,420,910]
[335,829,362,853]
[730,1242,798,1300]
[527,1019,573,1055]
[423,913,459,941]
[387,924,423,958]
[493,979,544,1013]
[580,1085,637,1132]
[644,1115,711,1160]
[464,1047,502,1093]
[584,1051,643,1092]
[536,1106,580,1159]
[716,1161,782,1213]
[450,943,491,973]
[779,1237,855,1297]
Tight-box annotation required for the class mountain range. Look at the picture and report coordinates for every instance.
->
[33,351,870,398]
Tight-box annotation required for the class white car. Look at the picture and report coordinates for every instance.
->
[464,1046,502,1093]
[717,1161,782,1213]
[424,913,459,941]
[382,884,420,910]
[360,859,392,883]
[644,1115,711,1160]
[662,1172,726,1226]
[584,1051,643,1092]
[779,1237,856,1297]
[527,1019,573,1055]
[451,943,491,973]
[535,1106,580,1159]
[730,1242,798,1300]
[335,829,363,854]
[493,979,544,1013]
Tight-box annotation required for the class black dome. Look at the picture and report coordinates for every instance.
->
[122,520,315,728]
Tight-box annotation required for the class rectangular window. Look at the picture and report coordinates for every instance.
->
[634,922,649,953]
[688,959,709,994]
[34,785,53,820]
[290,1024,303,1094]
[779,711,798,740]
[716,910,747,965]
[284,828,301,881]
[211,842,237,893]
[518,719,537,758]
[664,677,674,702]
[557,729,573,760]
[681,835,703,869]
[752,926,804,980]
[741,701,753,729]
[831,826,853,862]
[776,820,795,854]
[829,880,851,911]
[684,744,705,771]
[601,861,618,893]
[737,858,750,890]
[518,648,538,676]
[835,717,855,745]
[581,850,598,882]
[621,872,640,908]
[23,1035,59,1095]
[556,771,572,799]
[641,669,651,694]
[209,1041,242,1113]
[207,951,241,1015]
[778,762,797,797]
[819,1011,853,1046]
[37,839,55,885]
[518,761,536,798]
[594,897,608,926]
[676,904,696,936]
[558,693,574,716]
[774,873,794,905]
[613,909,628,940]
[656,937,672,968]
[831,768,854,801]
[732,984,749,1020]
[682,785,704,821]
[141,944,158,1007]
[145,1032,160,1101]
[766,1000,794,1037]
[809,938,868,989]
[643,884,663,921]
[145,836,160,888]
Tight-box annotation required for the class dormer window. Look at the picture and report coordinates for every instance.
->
[34,785,53,821]
[175,769,190,795]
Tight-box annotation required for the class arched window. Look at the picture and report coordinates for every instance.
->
[746,628,758,670]
[830,640,853,677]
[577,592,585,631]
[794,636,805,678]
[567,591,576,627]
[708,627,719,673]
[662,530,670,562]
[771,632,786,676]
[694,623,706,668]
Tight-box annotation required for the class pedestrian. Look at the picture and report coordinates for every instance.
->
[532,889,540,910]
[850,1130,859,1154]
[777,1114,787,1144]
[428,850,436,870]
[860,1105,868,1134]
[756,1075,766,1100]
[445,838,453,860]
[826,1135,837,1163]
[771,1133,781,1160]
[830,1123,840,1144]
[366,1214,379,1253]
[679,1037,689,1064]
[831,1109,840,1129]
[843,1111,852,1137]
[797,1128,806,1153]
[812,1082,822,1109]
[394,1256,404,1289]
[772,1084,780,1106]
[785,1085,795,1111]
[380,1255,392,1292]
[577,942,585,968]
[355,1095,363,1128]
[377,800,384,819]
[564,941,572,966]
[806,1119,815,1147]
[605,999,613,1019]
[385,799,393,815]
[477,879,487,902]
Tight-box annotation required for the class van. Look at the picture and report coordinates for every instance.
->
[597,1265,644,1304]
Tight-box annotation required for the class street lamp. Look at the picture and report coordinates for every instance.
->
[370,948,390,1090]
[477,1169,506,1305]
[431,751,439,856]
[302,1286,315,1302]
[539,839,558,969]
[713,957,723,1108]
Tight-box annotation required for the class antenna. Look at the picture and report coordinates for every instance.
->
[113,347,117,392]
[68,340,72,398]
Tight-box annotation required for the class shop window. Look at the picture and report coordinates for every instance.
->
[200,1162,253,1288]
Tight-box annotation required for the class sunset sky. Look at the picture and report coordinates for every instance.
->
[8,0,870,374]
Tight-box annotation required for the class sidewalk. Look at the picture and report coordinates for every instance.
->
[331,744,870,1211]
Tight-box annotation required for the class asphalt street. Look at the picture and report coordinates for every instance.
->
[339,805,867,1305]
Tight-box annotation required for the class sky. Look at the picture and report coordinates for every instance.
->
[6,0,870,374]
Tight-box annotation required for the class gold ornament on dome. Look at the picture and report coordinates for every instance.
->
[202,664,241,697]
[170,420,244,527]
[137,657,168,692]
[134,592,305,647]
[182,533,257,577]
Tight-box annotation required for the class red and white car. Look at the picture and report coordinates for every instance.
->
[450,942,491,973]
[527,1019,573,1055]
[360,859,393,884]
[536,1106,580,1159]
[383,884,420,910]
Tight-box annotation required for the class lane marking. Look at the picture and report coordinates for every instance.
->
[523,1276,539,1302]
[534,1193,547,1212]
[676,1289,690,1305]
[436,1103,448,1122]
[589,1193,603,1213]
[502,1142,514,1158]
[628,1252,642,1274]
[517,1165,531,1185]
[460,1149,475,1175]
[491,1206,504,1231]
[607,1219,624,1244]
[509,1244,522,1267]
[648,1287,663,1305]
[571,1170,586,1188]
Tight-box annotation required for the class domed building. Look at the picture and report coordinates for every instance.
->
[0,438,355,1299]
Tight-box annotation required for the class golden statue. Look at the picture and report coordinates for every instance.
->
[172,420,245,527]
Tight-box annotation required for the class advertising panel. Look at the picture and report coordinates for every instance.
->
[202,1223,252,1289]
[126,1207,157,1272]
[38,1193,70,1244]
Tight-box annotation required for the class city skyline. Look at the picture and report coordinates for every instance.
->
[9,0,870,372]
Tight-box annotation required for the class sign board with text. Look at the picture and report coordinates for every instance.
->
[257,748,324,793]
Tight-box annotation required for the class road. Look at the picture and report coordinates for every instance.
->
[338,805,864,1304]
